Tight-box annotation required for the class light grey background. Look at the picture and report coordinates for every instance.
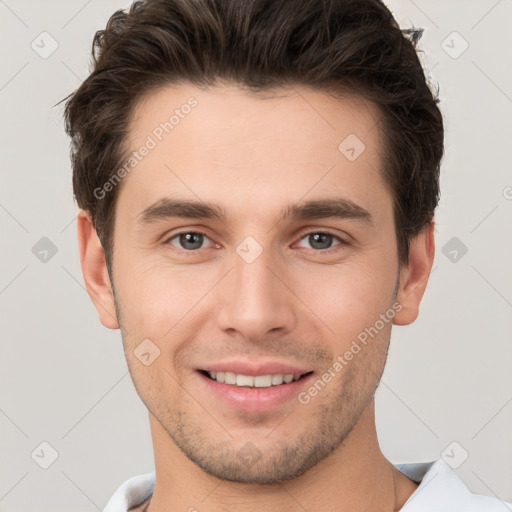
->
[1,0,511,510]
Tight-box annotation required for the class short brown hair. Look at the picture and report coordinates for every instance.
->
[62,0,444,273]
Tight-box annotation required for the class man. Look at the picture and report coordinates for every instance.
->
[62,0,510,510]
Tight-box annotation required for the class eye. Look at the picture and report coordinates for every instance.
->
[165,231,214,251]
[296,231,344,251]
[164,230,347,253]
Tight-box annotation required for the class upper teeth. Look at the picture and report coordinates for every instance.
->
[208,371,302,387]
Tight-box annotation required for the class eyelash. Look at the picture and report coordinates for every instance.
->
[163,230,348,254]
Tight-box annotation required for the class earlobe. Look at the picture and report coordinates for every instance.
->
[76,210,120,330]
[393,223,435,326]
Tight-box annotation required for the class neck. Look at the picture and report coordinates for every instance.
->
[145,402,418,512]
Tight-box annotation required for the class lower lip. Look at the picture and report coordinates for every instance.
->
[197,371,314,413]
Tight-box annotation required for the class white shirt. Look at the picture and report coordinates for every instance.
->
[103,459,511,511]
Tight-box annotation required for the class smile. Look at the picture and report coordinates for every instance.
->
[203,371,311,388]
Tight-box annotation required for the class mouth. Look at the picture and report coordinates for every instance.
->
[196,365,315,413]
[199,369,314,388]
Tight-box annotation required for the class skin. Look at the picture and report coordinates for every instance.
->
[77,82,435,511]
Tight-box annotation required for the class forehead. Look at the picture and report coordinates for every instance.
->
[117,82,389,224]
[127,82,383,152]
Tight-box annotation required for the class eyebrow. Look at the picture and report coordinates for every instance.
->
[136,197,372,225]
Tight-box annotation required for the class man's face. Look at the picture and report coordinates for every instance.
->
[109,83,401,483]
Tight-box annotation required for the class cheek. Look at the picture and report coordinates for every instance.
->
[294,261,396,341]
[115,259,220,340]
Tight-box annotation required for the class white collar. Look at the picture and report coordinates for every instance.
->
[103,459,509,511]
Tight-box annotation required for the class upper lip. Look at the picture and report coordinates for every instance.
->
[199,360,313,376]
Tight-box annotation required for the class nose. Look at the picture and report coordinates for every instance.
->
[216,244,298,342]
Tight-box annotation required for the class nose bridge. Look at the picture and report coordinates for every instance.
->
[217,238,296,338]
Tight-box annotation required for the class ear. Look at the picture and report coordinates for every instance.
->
[76,210,119,329]
[393,223,435,326]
